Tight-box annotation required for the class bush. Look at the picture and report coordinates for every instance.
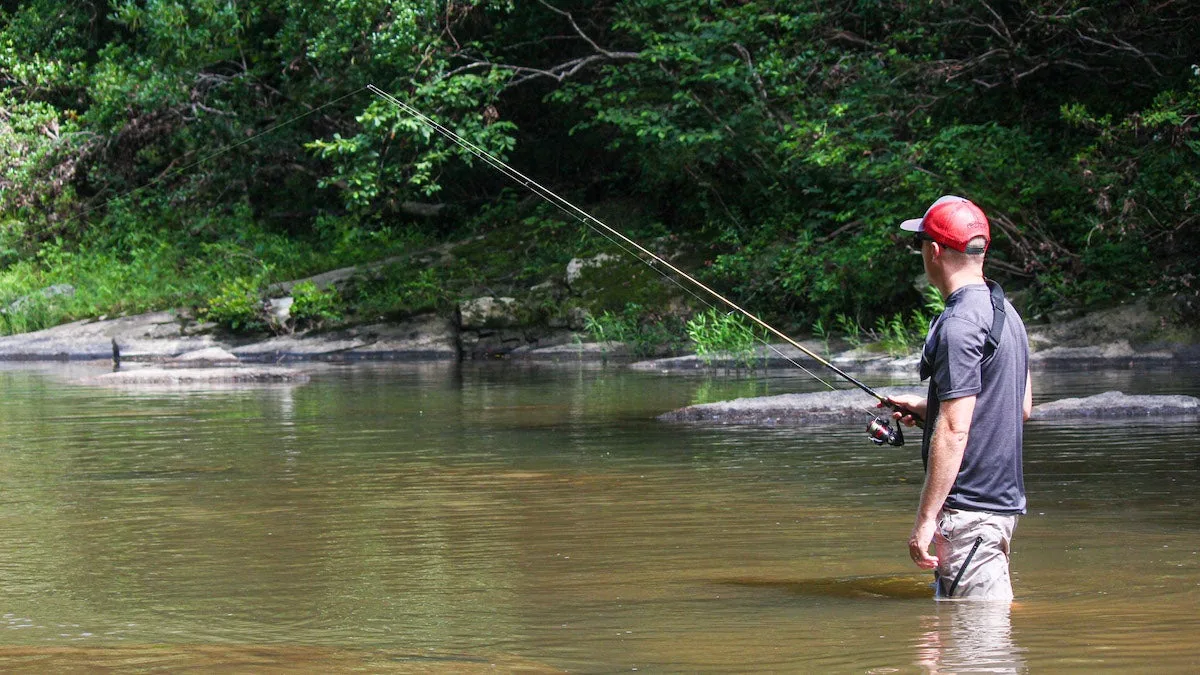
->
[686,308,760,369]
[201,277,265,334]
[583,303,688,357]
[289,281,342,331]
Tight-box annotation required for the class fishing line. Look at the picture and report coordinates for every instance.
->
[366,85,841,387]
[17,79,913,444]
[366,84,916,444]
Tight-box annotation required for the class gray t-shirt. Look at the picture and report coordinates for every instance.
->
[920,283,1029,514]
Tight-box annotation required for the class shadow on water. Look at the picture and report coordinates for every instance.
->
[717,573,933,600]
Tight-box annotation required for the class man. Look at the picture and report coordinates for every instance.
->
[887,195,1033,601]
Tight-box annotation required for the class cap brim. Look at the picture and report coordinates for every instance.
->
[899,217,924,232]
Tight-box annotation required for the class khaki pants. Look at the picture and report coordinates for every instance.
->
[933,508,1018,601]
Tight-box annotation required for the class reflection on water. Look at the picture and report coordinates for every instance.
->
[915,603,1024,674]
[0,361,1196,671]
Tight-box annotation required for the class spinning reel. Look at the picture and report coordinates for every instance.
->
[867,416,905,447]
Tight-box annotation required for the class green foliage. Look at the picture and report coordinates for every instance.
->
[871,312,930,358]
[583,303,687,357]
[201,277,266,334]
[344,265,451,321]
[582,310,635,347]
[289,281,342,331]
[0,292,68,337]
[686,309,760,369]
[811,317,831,357]
[923,284,945,316]
[836,314,863,349]
[828,295,936,357]
[0,0,1197,339]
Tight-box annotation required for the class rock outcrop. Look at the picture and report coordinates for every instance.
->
[658,387,923,424]
[1031,391,1200,419]
[659,389,1200,425]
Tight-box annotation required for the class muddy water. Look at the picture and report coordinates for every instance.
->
[0,362,1196,672]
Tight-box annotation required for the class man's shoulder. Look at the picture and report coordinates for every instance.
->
[939,287,992,332]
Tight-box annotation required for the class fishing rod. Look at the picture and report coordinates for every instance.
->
[366,84,917,446]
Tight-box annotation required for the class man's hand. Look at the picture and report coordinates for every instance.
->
[908,517,939,570]
[883,394,927,427]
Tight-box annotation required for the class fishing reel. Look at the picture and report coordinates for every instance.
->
[867,416,905,447]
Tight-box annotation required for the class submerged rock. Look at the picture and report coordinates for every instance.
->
[662,388,1200,425]
[1031,391,1200,419]
[658,386,924,424]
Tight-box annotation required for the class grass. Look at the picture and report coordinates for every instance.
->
[814,284,945,358]
[685,308,761,369]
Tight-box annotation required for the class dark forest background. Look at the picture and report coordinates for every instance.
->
[1,0,1197,338]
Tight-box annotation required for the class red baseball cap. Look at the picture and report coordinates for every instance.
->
[900,195,990,253]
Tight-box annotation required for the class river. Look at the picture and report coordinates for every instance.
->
[0,361,1195,672]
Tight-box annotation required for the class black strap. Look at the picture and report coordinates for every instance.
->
[920,280,1007,380]
[983,279,1006,360]
[945,535,985,598]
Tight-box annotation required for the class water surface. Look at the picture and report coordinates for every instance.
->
[0,361,1196,672]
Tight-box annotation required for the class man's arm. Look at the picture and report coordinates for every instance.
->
[908,394,976,569]
[1023,369,1033,422]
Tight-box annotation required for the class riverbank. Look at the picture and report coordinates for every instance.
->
[1,294,1195,368]
[5,294,1196,422]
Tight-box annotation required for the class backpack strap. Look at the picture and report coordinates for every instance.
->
[983,279,1007,359]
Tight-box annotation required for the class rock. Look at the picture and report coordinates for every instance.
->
[1031,391,1200,420]
[0,310,458,362]
[630,343,915,372]
[6,284,75,313]
[0,311,216,360]
[459,296,520,329]
[511,338,628,360]
[662,388,1200,426]
[566,306,590,331]
[232,315,458,361]
[1026,300,1176,349]
[1030,340,1174,366]
[659,386,924,424]
[174,347,240,364]
[265,296,293,326]
[566,254,619,288]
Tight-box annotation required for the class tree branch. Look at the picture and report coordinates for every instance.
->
[441,2,640,89]
[535,0,612,57]
[732,42,791,133]
[445,51,640,87]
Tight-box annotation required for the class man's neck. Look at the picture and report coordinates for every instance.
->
[938,268,986,297]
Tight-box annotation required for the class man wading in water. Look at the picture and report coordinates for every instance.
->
[886,195,1033,601]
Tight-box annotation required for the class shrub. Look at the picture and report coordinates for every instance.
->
[201,277,265,334]
[686,308,760,370]
[289,281,342,331]
[583,302,687,357]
